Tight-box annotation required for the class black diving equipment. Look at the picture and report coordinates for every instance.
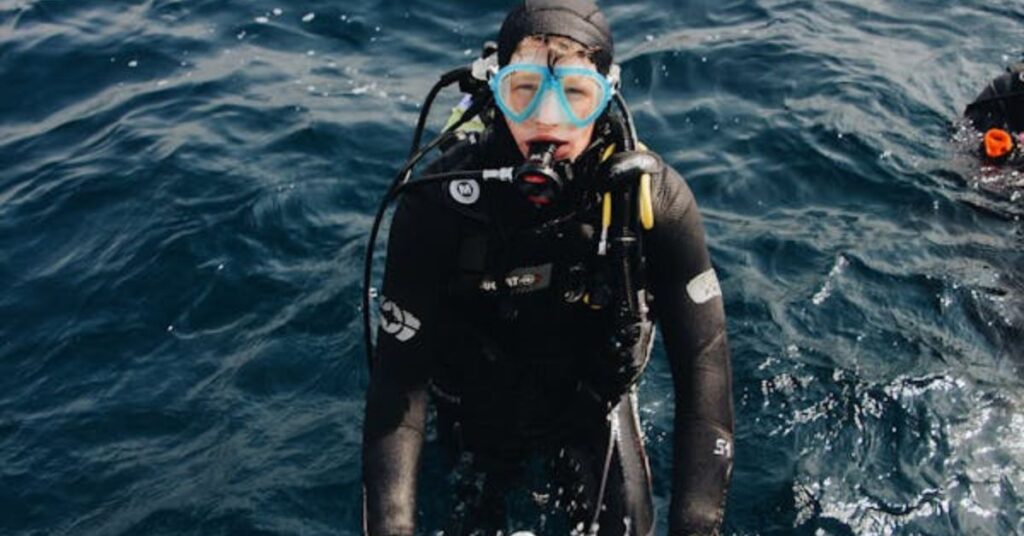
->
[362,44,497,372]
[361,40,661,536]
[362,46,646,379]
[599,150,662,192]
[515,141,572,206]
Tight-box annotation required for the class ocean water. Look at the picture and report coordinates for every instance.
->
[1,0,1022,534]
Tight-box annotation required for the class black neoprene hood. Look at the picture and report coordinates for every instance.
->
[497,0,615,74]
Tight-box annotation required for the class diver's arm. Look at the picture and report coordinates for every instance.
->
[362,378,428,536]
[362,190,449,536]
[645,164,734,536]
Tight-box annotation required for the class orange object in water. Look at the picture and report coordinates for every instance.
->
[984,128,1014,159]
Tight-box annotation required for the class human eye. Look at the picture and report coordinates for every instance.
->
[508,71,541,93]
[514,81,539,92]
[563,81,595,100]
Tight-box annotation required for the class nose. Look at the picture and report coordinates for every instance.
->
[534,89,565,126]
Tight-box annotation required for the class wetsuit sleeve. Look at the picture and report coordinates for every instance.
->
[362,188,452,536]
[644,164,734,536]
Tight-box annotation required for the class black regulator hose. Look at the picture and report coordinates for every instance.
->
[613,92,638,151]
[609,92,642,323]
[587,91,646,536]
[390,170,490,198]
[409,67,472,156]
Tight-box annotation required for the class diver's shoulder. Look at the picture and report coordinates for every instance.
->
[402,133,495,223]
[643,151,692,195]
[422,132,485,174]
[642,150,695,210]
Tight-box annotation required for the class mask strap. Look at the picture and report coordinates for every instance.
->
[607,64,621,92]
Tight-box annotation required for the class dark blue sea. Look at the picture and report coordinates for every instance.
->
[2,0,1023,534]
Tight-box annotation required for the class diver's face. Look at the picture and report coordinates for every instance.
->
[503,41,598,162]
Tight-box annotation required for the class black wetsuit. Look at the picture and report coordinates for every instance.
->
[362,120,734,536]
[965,67,1024,132]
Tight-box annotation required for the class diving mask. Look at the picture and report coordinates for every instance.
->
[491,63,616,128]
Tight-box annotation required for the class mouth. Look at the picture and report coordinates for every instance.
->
[526,137,570,158]
[527,136,568,146]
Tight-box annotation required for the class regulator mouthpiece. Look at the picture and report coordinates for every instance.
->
[515,141,565,206]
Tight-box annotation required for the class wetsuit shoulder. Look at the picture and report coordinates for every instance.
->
[650,159,697,224]
[419,135,497,222]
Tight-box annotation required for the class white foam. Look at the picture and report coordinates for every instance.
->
[812,255,848,305]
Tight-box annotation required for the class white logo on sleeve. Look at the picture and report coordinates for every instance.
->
[686,268,722,304]
[713,438,732,458]
[449,179,480,205]
[380,298,421,342]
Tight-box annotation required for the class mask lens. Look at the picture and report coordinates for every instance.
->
[499,69,544,116]
[559,72,605,122]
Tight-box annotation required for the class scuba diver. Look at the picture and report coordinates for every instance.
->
[965,63,1024,165]
[361,1,733,535]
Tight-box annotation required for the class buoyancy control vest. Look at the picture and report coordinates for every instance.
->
[424,132,656,449]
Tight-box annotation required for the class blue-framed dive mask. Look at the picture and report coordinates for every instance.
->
[490,63,616,128]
